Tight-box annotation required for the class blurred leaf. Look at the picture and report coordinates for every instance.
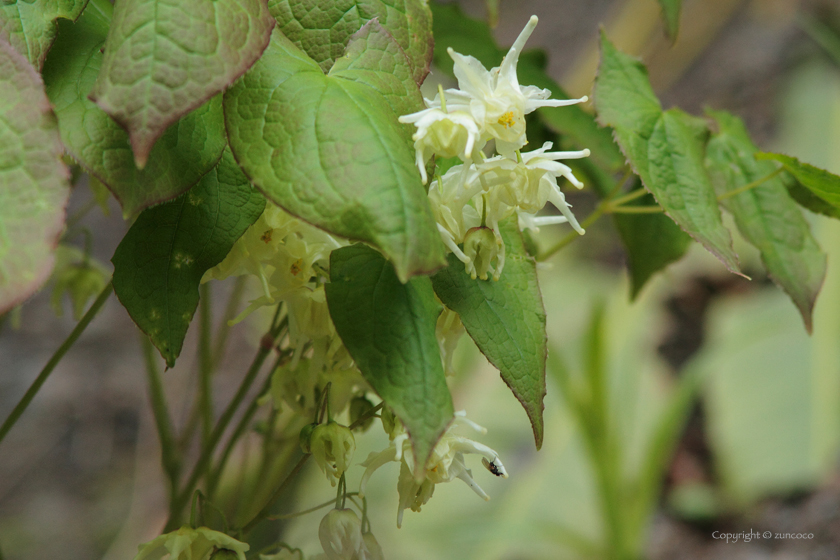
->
[325,244,454,474]
[799,14,840,68]
[112,150,266,366]
[0,0,87,69]
[787,181,840,219]
[757,152,840,210]
[485,0,500,28]
[431,3,624,171]
[657,0,682,41]
[431,219,547,449]
[49,245,110,320]
[89,0,274,167]
[613,190,692,299]
[42,7,227,218]
[269,0,433,84]
[0,37,70,314]
[224,30,445,282]
[706,111,825,332]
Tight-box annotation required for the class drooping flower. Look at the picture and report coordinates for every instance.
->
[310,421,356,486]
[133,526,248,560]
[398,108,483,183]
[358,411,507,527]
[318,509,383,560]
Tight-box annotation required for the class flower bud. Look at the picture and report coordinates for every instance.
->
[310,422,355,485]
[362,533,385,560]
[380,406,400,439]
[349,396,375,432]
[132,526,248,560]
[463,226,504,281]
[318,509,363,560]
[299,422,318,454]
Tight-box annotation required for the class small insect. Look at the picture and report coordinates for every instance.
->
[482,457,508,478]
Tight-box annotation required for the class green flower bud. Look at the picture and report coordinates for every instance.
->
[349,396,375,432]
[299,422,318,454]
[310,422,355,485]
[463,226,504,281]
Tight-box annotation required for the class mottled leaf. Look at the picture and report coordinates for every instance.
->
[0,0,88,69]
[269,0,432,84]
[0,37,70,313]
[42,7,227,218]
[89,0,274,168]
[707,112,825,331]
[657,0,682,41]
[325,244,453,474]
[613,190,691,299]
[431,219,547,449]
[595,33,740,275]
[224,30,445,282]
[756,152,840,210]
[431,3,623,171]
[112,150,266,366]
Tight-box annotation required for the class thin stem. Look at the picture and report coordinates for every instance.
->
[538,207,606,261]
[0,282,112,447]
[607,206,664,214]
[205,367,275,499]
[165,306,287,530]
[349,402,383,431]
[607,187,647,208]
[239,453,311,535]
[717,168,783,202]
[198,283,214,446]
[143,335,181,502]
[267,493,361,521]
[212,276,247,366]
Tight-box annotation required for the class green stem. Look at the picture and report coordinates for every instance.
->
[206,368,275,499]
[212,276,247,366]
[538,206,606,261]
[143,335,181,502]
[717,168,783,202]
[198,283,214,446]
[0,282,112,447]
[165,306,287,530]
[607,206,664,214]
[239,453,311,535]
[607,187,647,208]
[267,493,360,521]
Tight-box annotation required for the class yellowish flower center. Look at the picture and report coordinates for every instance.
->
[497,111,516,128]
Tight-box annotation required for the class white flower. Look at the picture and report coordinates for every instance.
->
[480,142,590,234]
[398,108,483,183]
[462,226,505,281]
[441,16,587,158]
[318,509,382,560]
[358,411,507,527]
[133,527,249,560]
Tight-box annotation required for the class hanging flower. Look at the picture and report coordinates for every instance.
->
[318,509,383,560]
[358,411,507,527]
[132,526,248,560]
[311,421,356,486]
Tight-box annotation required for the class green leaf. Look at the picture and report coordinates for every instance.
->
[595,33,741,275]
[657,0,682,41]
[756,152,840,210]
[613,190,691,299]
[330,19,424,125]
[787,181,840,219]
[646,109,741,274]
[0,0,88,69]
[430,3,623,171]
[707,111,826,331]
[42,8,228,218]
[112,150,266,366]
[88,0,274,168]
[431,219,547,449]
[325,244,453,473]
[0,37,70,313]
[224,30,445,282]
[269,0,432,84]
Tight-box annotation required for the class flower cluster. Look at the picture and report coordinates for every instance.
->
[133,527,248,560]
[400,15,590,280]
[204,203,368,417]
[359,409,507,528]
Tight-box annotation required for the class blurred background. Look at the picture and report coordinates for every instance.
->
[2,0,840,558]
